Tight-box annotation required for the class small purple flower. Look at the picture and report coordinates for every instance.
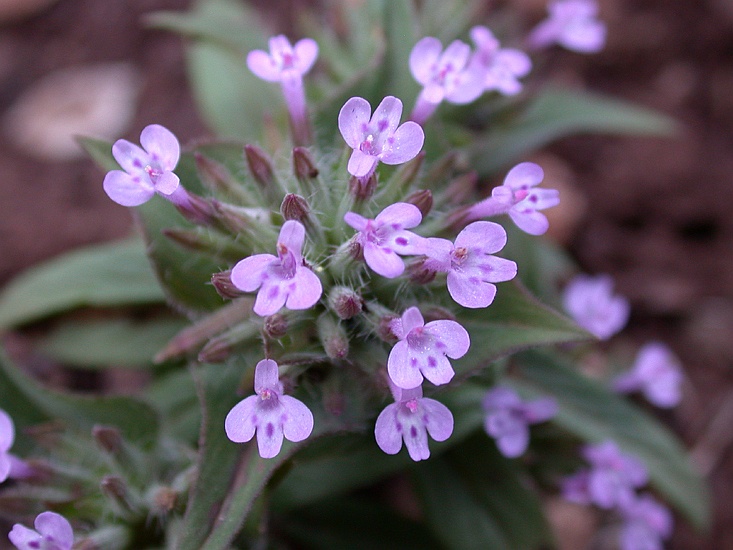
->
[103,124,182,207]
[231,220,322,316]
[408,37,485,124]
[613,342,683,408]
[8,511,73,550]
[464,162,560,235]
[423,221,517,308]
[338,95,424,180]
[562,440,648,509]
[344,203,427,279]
[562,274,630,340]
[0,408,14,483]
[528,0,607,54]
[618,494,673,550]
[469,26,532,96]
[482,386,557,458]
[387,306,470,389]
[374,381,454,461]
[247,35,318,145]
[225,359,314,459]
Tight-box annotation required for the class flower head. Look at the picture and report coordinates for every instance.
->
[387,306,470,389]
[470,26,532,96]
[562,440,648,509]
[562,274,630,340]
[338,96,424,179]
[231,220,322,316]
[8,511,74,550]
[225,359,314,458]
[613,342,682,408]
[247,35,318,82]
[344,203,427,278]
[528,0,607,54]
[464,162,560,235]
[423,221,517,308]
[375,382,453,461]
[482,386,557,457]
[618,494,673,550]
[103,124,181,207]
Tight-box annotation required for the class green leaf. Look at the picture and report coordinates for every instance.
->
[277,495,441,549]
[0,348,159,448]
[381,0,420,103]
[517,350,710,530]
[77,136,117,172]
[470,88,679,175]
[455,280,591,381]
[412,434,551,550]
[40,316,187,368]
[0,239,165,329]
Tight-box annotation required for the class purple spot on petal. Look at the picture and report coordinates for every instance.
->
[29,543,40,549]
[378,119,389,131]
[266,422,275,437]
[395,421,403,433]
[435,341,446,349]
[428,356,437,367]
[529,195,538,203]
[395,237,408,246]
[410,426,418,438]
[268,286,280,299]
[392,223,400,230]
[410,357,418,367]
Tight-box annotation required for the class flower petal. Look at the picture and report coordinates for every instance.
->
[347,149,378,178]
[35,511,74,548]
[253,280,289,316]
[0,454,10,483]
[375,202,422,228]
[247,49,281,82]
[293,38,319,74]
[508,208,550,235]
[523,397,558,423]
[280,395,314,442]
[103,170,154,207]
[0,409,14,452]
[497,425,530,458]
[112,138,149,174]
[224,396,259,443]
[254,359,280,393]
[231,254,276,292]
[560,20,606,53]
[387,341,424,389]
[278,220,306,257]
[140,124,180,171]
[371,95,404,135]
[409,37,443,84]
[256,414,285,459]
[424,320,470,358]
[419,353,455,386]
[285,267,322,310]
[343,211,368,232]
[455,221,507,254]
[421,398,454,442]
[153,170,180,196]
[338,96,372,149]
[447,271,497,308]
[380,121,425,165]
[400,307,425,334]
[8,524,43,549]
[363,243,405,278]
[401,415,430,461]
[375,404,402,454]
[503,162,544,190]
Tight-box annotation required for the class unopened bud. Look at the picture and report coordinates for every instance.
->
[168,188,217,226]
[197,337,233,363]
[264,313,288,339]
[328,286,363,320]
[444,171,477,205]
[317,314,349,360]
[244,144,274,188]
[92,425,122,455]
[405,189,433,218]
[406,258,437,285]
[101,475,134,513]
[281,193,310,222]
[377,314,399,343]
[151,486,179,514]
[424,151,460,183]
[292,147,319,180]
[349,173,377,201]
[195,152,238,196]
[161,227,212,253]
[198,321,262,363]
[211,270,245,300]
[423,305,456,323]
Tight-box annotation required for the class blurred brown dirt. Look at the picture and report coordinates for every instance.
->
[0,0,730,548]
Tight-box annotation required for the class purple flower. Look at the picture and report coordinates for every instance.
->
[338,96,424,180]
[528,0,607,54]
[387,306,470,389]
[225,359,314,458]
[482,386,557,458]
[247,35,318,145]
[618,494,673,550]
[464,162,559,235]
[103,124,183,207]
[562,440,648,509]
[422,221,517,308]
[469,26,532,96]
[344,203,427,278]
[613,342,683,408]
[231,220,322,316]
[8,511,73,550]
[0,409,32,483]
[374,381,454,461]
[562,274,630,340]
[408,37,485,124]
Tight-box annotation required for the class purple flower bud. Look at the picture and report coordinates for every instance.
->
[613,342,683,408]
[562,440,648,509]
[280,193,311,223]
[92,425,122,455]
[375,382,454,461]
[408,37,486,124]
[317,314,349,360]
[405,189,433,218]
[9,511,74,550]
[103,124,182,207]
[618,494,673,550]
[423,221,517,308]
[231,220,323,316]
[211,270,246,300]
[292,146,319,179]
[247,35,318,145]
[327,286,363,320]
[482,386,557,458]
[562,274,630,340]
[470,26,532,96]
[464,162,559,235]
[387,306,470,389]
[225,359,314,458]
[264,313,289,339]
[528,0,607,54]
[344,202,427,279]
[244,144,275,188]
[338,95,425,182]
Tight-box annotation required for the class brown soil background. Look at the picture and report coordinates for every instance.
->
[0,0,731,548]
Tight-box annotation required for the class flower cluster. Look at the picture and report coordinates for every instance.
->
[562,440,673,550]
